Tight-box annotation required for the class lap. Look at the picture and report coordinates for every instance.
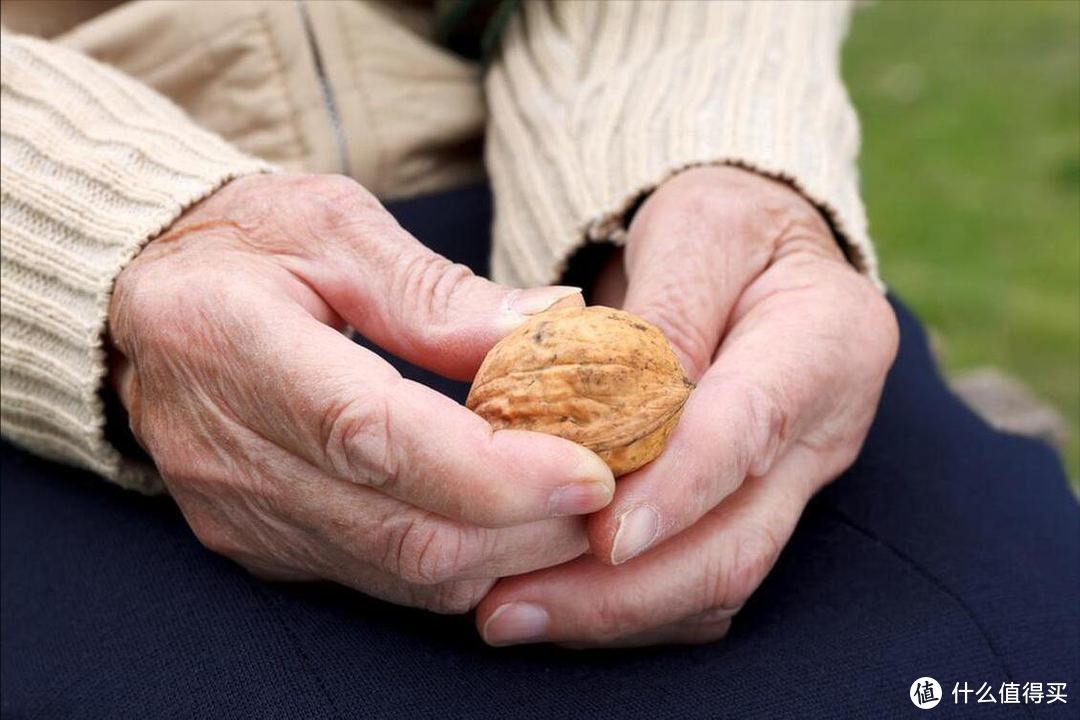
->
[3,185,1076,719]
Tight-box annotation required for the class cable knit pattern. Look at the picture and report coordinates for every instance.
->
[1,32,272,491]
[485,0,881,290]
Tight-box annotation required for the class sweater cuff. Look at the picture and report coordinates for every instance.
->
[484,0,881,292]
[1,32,273,492]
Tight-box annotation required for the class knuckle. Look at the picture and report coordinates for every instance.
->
[320,391,399,485]
[385,514,471,586]
[725,375,790,477]
[709,524,782,607]
[688,459,737,513]
[829,276,900,382]
[396,251,476,330]
[642,299,713,378]
[590,590,650,642]
[765,199,836,257]
[300,174,384,239]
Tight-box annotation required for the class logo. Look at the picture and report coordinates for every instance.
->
[911,677,943,709]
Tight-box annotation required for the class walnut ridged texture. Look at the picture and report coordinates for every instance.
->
[466,306,694,477]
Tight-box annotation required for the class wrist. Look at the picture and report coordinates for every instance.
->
[631,165,841,262]
[645,165,821,224]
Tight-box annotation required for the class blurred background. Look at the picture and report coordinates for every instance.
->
[843,0,1079,486]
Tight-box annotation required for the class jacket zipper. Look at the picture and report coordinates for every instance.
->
[295,0,351,176]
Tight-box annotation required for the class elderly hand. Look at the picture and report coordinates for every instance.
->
[476,166,898,646]
[108,174,615,613]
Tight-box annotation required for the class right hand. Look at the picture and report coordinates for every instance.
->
[107,174,614,613]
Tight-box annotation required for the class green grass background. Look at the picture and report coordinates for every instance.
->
[842,0,1079,485]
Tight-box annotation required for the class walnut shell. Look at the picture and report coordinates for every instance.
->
[466,306,693,477]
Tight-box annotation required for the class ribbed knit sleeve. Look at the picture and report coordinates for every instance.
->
[1,31,272,491]
[484,0,881,290]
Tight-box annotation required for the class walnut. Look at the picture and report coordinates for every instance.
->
[466,306,693,476]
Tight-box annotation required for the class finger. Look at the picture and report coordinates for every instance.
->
[590,258,888,565]
[241,540,499,615]
[239,532,500,615]
[279,177,584,379]
[236,310,614,526]
[295,467,591,585]
[476,456,808,646]
[558,607,736,649]
[314,540,501,615]
[178,433,590,596]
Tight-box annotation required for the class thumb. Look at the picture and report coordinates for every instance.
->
[367,249,583,379]
[300,207,583,380]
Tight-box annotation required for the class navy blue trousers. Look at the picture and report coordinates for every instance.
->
[2,185,1077,719]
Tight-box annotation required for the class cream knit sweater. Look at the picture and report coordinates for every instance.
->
[0,1,878,491]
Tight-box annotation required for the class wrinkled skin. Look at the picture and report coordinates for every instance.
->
[475,166,899,647]
[111,167,896,645]
[108,173,616,614]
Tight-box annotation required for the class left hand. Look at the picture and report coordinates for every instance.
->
[475,166,899,646]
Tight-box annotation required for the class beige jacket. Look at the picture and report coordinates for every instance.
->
[0,0,878,491]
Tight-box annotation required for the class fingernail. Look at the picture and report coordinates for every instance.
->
[549,481,613,516]
[611,505,660,565]
[508,286,583,316]
[573,446,615,485]
[483,602,550,646]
